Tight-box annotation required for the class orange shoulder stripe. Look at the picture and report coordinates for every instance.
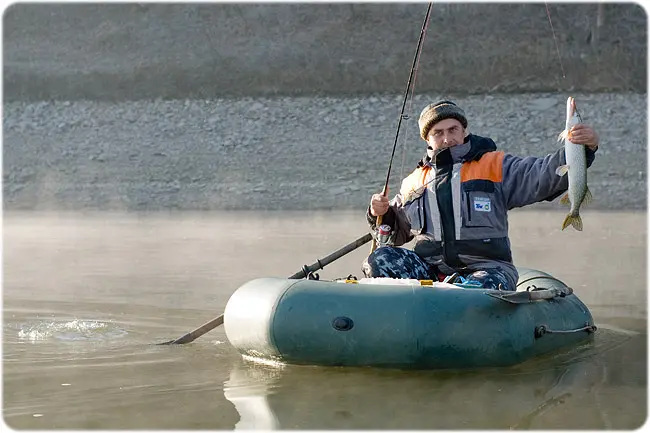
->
[399,166,431,197]
[460,151,504,183]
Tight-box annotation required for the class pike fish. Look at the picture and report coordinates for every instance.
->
[556,96,592,231]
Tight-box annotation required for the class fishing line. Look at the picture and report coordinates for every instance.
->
[545,2,566,79]
[543,6,588,123]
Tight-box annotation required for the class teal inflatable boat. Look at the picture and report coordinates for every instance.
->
[223,268,596,369]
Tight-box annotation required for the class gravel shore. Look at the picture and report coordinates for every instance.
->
[3,92,646,212]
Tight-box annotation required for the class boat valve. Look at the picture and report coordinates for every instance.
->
[332,316,354,331]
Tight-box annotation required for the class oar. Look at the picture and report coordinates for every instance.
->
[158,233,373,345]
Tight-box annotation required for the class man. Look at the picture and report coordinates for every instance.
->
[364,100,599,291]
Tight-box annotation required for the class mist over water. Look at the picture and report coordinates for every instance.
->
[3,210,646,429]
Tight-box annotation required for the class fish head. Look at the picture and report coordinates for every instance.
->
[565,96,582,131]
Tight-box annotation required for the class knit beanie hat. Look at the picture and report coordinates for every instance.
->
[418,100,468,140]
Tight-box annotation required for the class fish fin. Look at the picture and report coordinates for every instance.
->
[555,165,569,177]
[562,214,583,231]
[557,129,569,141]
[559,192,571,206]
[582,186,593,206]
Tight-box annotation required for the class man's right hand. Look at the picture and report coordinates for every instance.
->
[370,192,389,217]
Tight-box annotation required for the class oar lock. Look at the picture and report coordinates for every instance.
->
[301,263,322,280]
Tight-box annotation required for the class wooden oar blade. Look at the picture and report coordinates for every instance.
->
[158,314,224,345]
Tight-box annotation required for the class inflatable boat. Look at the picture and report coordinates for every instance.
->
[223,267,596,369]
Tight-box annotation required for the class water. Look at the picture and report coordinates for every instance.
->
[3,210,646,429]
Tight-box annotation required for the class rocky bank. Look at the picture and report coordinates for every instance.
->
[3,93,646,212]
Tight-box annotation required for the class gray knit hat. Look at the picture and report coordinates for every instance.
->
[418,100,468,140]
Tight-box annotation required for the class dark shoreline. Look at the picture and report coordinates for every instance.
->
[4,3,646,102]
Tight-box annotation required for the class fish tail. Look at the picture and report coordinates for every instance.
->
[562,213,583,231]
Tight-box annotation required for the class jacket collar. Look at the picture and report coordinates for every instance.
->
[418,134,497,168]
[463,134,497,161]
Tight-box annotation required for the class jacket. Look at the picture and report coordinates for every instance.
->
[367,133,597,289]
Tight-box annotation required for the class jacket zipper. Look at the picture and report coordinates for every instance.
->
[419,196,425,232]
[465,191,472,222]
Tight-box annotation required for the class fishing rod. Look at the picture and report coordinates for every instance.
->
[370,2,433,253]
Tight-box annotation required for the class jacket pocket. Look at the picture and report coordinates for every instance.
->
[462,181,499,228]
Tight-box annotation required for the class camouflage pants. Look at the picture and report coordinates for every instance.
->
[460,269,513,291]
[362,246,514,291]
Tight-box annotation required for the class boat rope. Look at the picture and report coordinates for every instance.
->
[487,286,572,304]
[371,2,433,254]
[535,323,597,338]
[544,2,566,79]
[516,275,572,290]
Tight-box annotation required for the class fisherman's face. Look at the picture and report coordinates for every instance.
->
[426,118,466,150]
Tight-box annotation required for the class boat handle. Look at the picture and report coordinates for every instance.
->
[534,322,597,338]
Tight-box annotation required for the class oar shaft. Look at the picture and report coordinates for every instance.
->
[289,233,372,279]
[160,232,373,345]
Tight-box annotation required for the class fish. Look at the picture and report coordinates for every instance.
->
[556,96,592,231]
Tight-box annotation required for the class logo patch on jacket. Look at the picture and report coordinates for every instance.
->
[473,197,491,212]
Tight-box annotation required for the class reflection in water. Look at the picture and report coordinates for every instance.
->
[223,327,643,430]
[511,357,608,428]
[224,360,281,430]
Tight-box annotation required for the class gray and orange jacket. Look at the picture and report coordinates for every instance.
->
[367,133,597,288]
